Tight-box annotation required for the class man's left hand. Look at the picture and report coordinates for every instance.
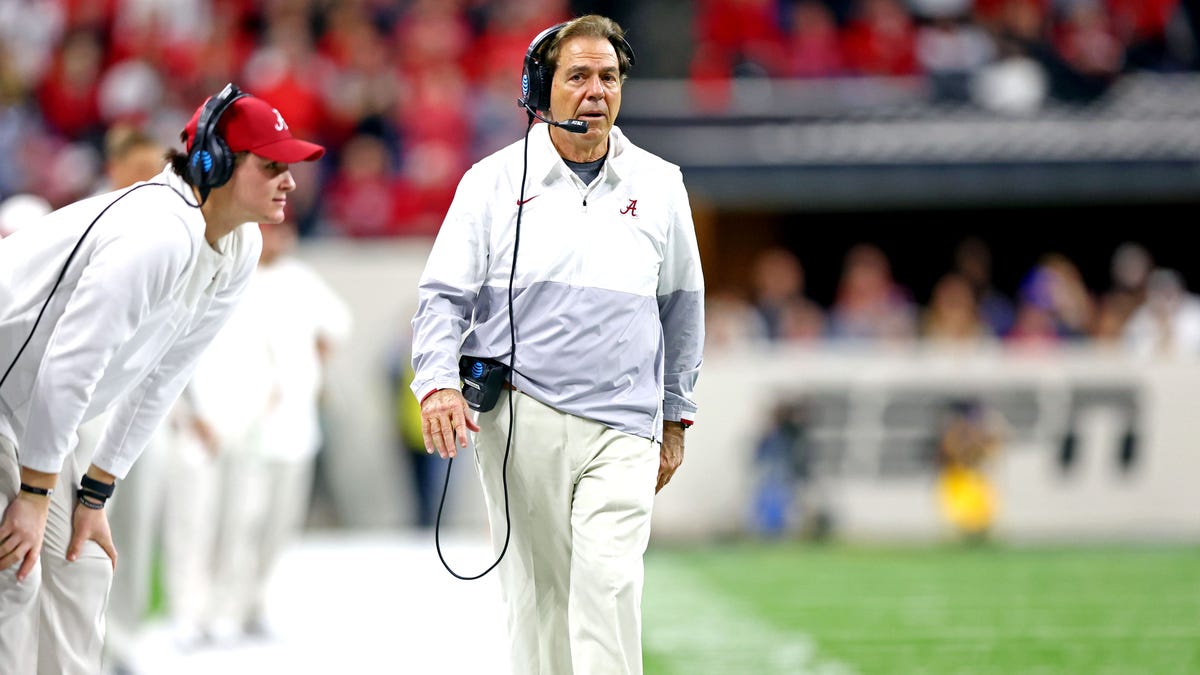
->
[657,422,686,493]
[68,503,117,570]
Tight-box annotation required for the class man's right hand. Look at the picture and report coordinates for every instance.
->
[0,491,52,581]
[421,389,480,459]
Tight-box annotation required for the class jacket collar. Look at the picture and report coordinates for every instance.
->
[529,123,631,187]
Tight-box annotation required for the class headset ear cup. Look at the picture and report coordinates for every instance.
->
[207,134,235,190]
[187,134,235,192]
[185,146,207,189]
[534,63,553,112]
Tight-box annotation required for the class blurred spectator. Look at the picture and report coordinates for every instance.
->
[242,11,330,144]
[471,0,571,86]
[694,0,788,78]
[0,192,51,239]
[1093,241,1153,342]
[921,272,996,344]
[321,132,415,237]
[400,139,463,236]
[972,0,1053,112]
[1013,253,1096,340]
[95,122,165,195]
[829,243,918,342]
[783,1,846,78]
[1108,0,1180,70]
[1053,0,1125,79]
[992,0,1121,103]
[214,218,351,637]
[36,29,104,141]
[174,218,351,643]
[841,0,921,76]
[390,337,447,529]
[1122,267,1200,359]
[706,289,769,349]
[936,399,1004,541]
[750,246,826,342]
[96,58,165,129]
[471,51,534,157]
[393,0,474,74]
[1109,241,1155,303]
[1006,297,1063,349]
[0,0,65,87]
[317,4,404,148]
[397,61,471,168]
[750,399,820,538]
[953,236,1015,336]
[42,141,104,207]
[915,6,996,102]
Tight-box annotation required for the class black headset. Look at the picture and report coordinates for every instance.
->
[186,82,248,201]
[517,21,636,132]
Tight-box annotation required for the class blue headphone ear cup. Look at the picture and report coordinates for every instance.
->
[205,134,235,190]
[186,148,206,188]
[187,130,235,191]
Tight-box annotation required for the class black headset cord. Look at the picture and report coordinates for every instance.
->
[0,182,200,393]
[434,115,535,580]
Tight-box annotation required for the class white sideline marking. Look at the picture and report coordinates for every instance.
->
[642,557,857,675]
[114,531,511,675]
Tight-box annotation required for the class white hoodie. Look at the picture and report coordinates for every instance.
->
[0,167,261,478]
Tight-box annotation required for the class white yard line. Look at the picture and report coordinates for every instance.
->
[642,556,857,675]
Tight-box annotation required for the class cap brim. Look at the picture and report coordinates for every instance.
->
[247,138,325,163]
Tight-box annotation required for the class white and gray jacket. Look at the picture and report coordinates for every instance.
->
[411,125,704,442]
[0,168,261,478]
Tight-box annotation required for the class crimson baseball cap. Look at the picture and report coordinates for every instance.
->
[184,94,324,163]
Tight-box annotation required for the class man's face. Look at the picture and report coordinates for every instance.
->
[228,154,296,225]
[549,35,622,145]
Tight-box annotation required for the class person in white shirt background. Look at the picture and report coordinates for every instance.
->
[1122,267,1200,360]
[0,83,324,675]
[173,215,350,643]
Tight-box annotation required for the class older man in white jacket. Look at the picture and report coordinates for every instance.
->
[0,84,324,674]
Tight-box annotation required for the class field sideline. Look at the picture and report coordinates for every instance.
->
[642,542,1200,675]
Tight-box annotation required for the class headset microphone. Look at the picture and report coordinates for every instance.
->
[522,105,590,134]
[557,119,589,133]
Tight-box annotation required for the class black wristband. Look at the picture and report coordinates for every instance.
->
[78,488,111,503]
[80,474,115,499]
[19,483,53,497]
[77,493,105,510]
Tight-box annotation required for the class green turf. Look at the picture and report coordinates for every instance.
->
[642,542,1200,675]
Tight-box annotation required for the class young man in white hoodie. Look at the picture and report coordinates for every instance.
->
[0,83,324,674]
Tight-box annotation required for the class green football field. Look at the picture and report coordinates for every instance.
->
[641,543,1200,675]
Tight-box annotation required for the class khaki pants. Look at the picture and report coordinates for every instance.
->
[475,390,658,675]
[0,435,114,675]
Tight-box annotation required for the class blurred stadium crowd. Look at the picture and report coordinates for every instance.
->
[709,238,1200,356]
[1,0,1198,355]
[2,0,1198,228]
[690,0,1195,107]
